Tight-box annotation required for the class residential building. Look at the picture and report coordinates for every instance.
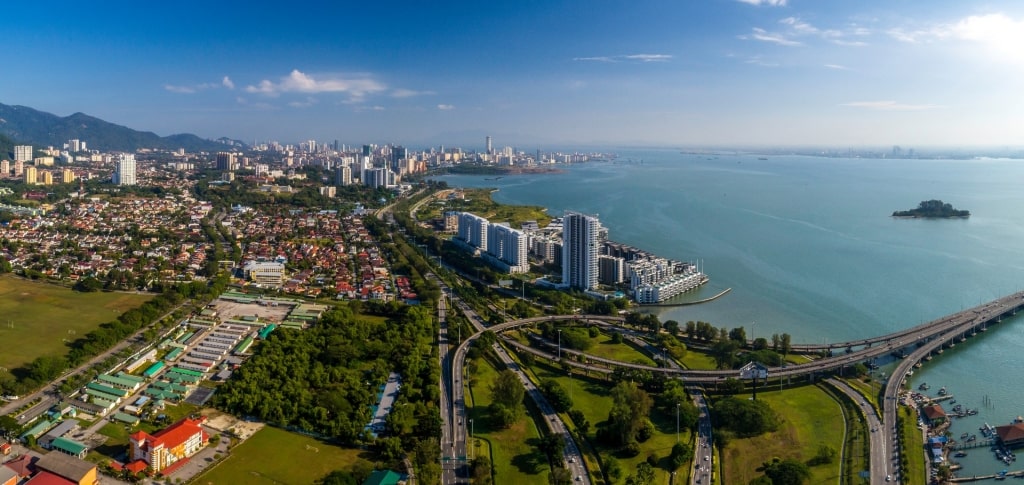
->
[485,222,529,273]
[128,417,208,473]
[0,160,8,176]
[456,212,488,250]
[335,165,352,186]
[216,152,238,171]
[24,166,38,185]
[598,255,626,285]
[319,186,336,198]
[14,145,32,162]
[62,168,75,184]
[13,160,23,177]
[114,154,136,186]
[561,212,601,290]
[40,171,54,185]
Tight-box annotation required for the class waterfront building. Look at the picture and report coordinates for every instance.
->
[485,222,529,273]
[114,154,136,186]
[14,145,32,162]
[599,255,626,285]
[456,212,489,250]
[561,212,601,291]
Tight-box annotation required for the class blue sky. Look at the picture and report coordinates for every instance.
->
[4,0,1024,148]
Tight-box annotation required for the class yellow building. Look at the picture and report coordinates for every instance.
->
[62,168,76,184]
[24,166,37,185]
[40,171,54,185]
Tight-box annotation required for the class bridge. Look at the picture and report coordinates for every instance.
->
[467,290,1024,385]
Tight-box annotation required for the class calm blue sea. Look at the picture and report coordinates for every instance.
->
[439,149,1024,478]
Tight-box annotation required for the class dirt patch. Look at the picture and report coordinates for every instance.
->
[200,409,264,441]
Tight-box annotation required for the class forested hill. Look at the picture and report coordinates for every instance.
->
[0,102,243,152]
[0,133,15,160]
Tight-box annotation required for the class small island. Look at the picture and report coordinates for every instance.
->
[892,199,970,218]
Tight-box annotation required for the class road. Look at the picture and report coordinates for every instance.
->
[445,286,590,483]
[828,378,884,484]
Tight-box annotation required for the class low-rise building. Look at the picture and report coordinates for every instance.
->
[128,417,208,473]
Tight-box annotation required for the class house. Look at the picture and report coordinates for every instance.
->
[128,417,208,473]
[32,452,99,485]
[996,423,1024,448]
[921,404,947,425]
[3,454,37,480]
[0,466,17,485]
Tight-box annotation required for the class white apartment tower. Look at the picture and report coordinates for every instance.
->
[14,145,33,162]
[486,223,529,273]
[115,153,137,185]
[561,211,601,290]
[457,212,489,250]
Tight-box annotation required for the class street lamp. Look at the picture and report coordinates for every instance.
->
[557,329,562,360]
[751,321,756,349]
[676,402,680,443]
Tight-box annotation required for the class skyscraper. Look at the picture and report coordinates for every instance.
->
[24,165,38,185]
[216,152,238,171]
[114,153,137,185]
[561,212,601,291]
[485,136,492,155]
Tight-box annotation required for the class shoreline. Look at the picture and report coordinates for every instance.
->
[639,287,731,308]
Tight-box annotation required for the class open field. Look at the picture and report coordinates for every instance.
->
[0,276,152,370]
[898,406,926,485]
[720,384,844,484]
[429,188,552,228]
[466,355,547,485]
[678,351,719,370]
[195,426,374,484]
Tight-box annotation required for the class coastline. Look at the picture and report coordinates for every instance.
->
[638,287,731,308]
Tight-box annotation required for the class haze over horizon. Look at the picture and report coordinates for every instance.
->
[5,0,1024,148]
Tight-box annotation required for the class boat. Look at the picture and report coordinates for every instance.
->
[938,386,948,396]
[962,432,970,439]
[955,451,968,458]
[967,435,977,442]
[919,383,930,390]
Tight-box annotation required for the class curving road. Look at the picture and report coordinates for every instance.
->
[828,378,884,484]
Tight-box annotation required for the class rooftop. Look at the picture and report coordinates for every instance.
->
[34,452,96,483]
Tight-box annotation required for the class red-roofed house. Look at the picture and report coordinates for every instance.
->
[23,470,74,485]
[4,454,38,479]
[922,404,947,425]
[128,417,208,473]
[996,423,1024,448]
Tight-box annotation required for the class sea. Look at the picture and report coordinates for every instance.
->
[439,148,1024,479]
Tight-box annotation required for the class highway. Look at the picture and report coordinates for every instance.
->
[827,378,884,484]
[443,283,590,483]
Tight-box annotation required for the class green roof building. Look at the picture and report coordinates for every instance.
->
[362,469,404,485]
[50,437,89,458]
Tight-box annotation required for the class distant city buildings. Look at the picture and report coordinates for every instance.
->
[216,152,239,171]
[14,145,33,162]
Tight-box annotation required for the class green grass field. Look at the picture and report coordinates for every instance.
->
[720,385,845,484]
[196,426,374,484]
[0,276,152,370]
[898,406,926,485]
[466,356,548,485]
[678,351,719,370]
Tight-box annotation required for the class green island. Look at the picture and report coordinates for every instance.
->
[892,199,970,218]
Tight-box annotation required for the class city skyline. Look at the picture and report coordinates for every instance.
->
[5,1,1024,148]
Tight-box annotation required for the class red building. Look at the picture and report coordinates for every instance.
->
[128,417,208,473]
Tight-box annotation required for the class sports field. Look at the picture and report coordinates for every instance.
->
[0,276,152,370]
[195,426,374,484]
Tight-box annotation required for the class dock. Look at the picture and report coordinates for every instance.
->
[951,469,1024,482]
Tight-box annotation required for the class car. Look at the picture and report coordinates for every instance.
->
[886,475,891,482]
[569,457,576,463]
[704,455,710,461]
[575,477,582,482]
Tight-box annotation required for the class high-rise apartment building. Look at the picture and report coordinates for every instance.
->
[486,223,529,273]
[24,166,38,185]
[561,212,601,291]
[114,153,137,185]
[13,160,24,176]
[0,160,8,176]
[216,152,238,171]
[14,145,33,162]
[62,168,75,184]
[457,212,489,250]
[485,136,492,155]
[335,165,352,186]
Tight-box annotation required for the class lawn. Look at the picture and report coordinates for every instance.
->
[466,355,548,485]
[898,406,926,485]
[528,360,689,485]
[196,426,374,484]
[719,384,845,484]
[438,188,552,228]
[678,351,719,370]
[0,276,152,370]
[530,327,657,366]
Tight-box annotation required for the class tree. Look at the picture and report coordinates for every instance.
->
[471,456,494,485]
[490,369,525,409]
[548,467,573,485]
[670,442,693,470]
[663,320,680,336]
[540,379,573,413]
[808,444,837,466]
[714,397,779,437]
[780,333,792,357]
[763,458,811,484]
[729,326,747,344]
[605,456,623,482]
[711,340,740,369]
[625,462,656,485]
[604,381,653,447]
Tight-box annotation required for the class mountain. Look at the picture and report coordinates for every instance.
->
[0,103,244,153]
[0,133,16,160]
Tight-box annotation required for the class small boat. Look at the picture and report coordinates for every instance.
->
[955,452,968,458]
[919,383,931,390]
[967,435,977,442]
[938,386,948,396]
[962,432,970,439]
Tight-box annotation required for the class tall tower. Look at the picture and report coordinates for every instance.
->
[14,145,33,162]
[486,136,492,155]
[561,212,601,291]
[115,153,137,185]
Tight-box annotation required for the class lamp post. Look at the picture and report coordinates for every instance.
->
[751,321,756,350]
[557,329,562,360]
[469,418,474,459]
[676,402,680,443]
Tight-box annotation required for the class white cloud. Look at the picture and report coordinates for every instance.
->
[222,76,235,89]
[745,56,780,67]
[245,70,387,100]
[840,101,940,111]
[887,13,1024,63]
[164,84,197,94]
[574,53,673,62]
[164,77,236,94]
[391,88,435,98]
[824,63,851,70]
[288,97,318,108]
[741,27,802,46]
[736,0,787,6]
[437,104,455,110]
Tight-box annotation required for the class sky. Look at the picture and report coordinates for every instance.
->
[4,0,1024,148]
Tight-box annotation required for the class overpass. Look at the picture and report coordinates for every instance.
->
[471,289,1024,384]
